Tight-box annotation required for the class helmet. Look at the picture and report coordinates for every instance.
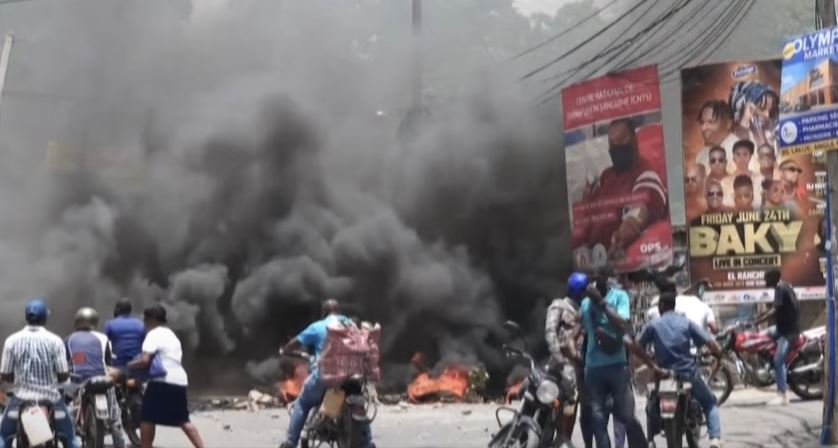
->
[25,299,48,324]
[74,307,100,330]
[567,272,589,297]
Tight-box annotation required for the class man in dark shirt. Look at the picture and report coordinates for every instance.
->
[755,268,800,405]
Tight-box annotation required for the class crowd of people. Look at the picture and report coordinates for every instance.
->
[0,299,205,448]
[0,268,799,448]
[544,266,799,448]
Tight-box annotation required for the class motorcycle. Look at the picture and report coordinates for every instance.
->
[114,374,144,447]
[66,375,115,448]
[646,371,704,448]
[6,392,63,448]
[280,352,377,448]
[488,321,575,448]
[711,322,825,404]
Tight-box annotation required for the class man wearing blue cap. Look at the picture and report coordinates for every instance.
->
[0,299,81,448]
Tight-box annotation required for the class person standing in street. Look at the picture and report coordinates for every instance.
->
[755,268,800,405]
[581,271,646,448]
[546,272,591,444]
[128,305,205,448]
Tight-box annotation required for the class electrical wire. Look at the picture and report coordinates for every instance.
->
[508,0,625,61]
[536,0,753,105]
[659,0,754,81]
[611,0,715,72]
[520,0,654,80]
[535,0,694,103]
[533,0,665,86]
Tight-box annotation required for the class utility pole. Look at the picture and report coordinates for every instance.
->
[398,0,426,146]
[0,33,15,121]
[817,0,838,445]
[411,0,422,109]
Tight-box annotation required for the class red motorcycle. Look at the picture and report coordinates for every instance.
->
[710,322,824,404]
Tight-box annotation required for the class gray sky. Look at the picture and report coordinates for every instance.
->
[514,0,565,16]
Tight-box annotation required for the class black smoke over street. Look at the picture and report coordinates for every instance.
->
[0,0,571,391]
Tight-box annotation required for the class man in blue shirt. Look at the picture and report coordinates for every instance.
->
[104,299,145,369]
[580,272,646,448]
[638,292,723,448]
[279,300,375,448]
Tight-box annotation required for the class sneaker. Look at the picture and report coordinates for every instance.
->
[767,396,788,406]
[709,438,723,448]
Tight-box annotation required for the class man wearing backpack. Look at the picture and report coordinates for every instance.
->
[581,270,646,448]
[279,299,375,448]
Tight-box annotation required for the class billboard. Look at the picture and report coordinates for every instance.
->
[561,65,672,273]
[779,27,838,156]
[681,60,826,305]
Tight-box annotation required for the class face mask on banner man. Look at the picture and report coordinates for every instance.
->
[608,121,639,172]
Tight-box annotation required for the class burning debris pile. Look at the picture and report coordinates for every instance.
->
[405,353,489,404]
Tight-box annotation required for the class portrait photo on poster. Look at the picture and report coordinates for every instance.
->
[561,65,673,274]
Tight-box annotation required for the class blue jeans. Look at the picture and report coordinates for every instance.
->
[0,396,80,448]
[579,367,625,448]
[769,329,792,393]
[585,365,646,448]
[688,373,721,439]
[285,374,373,447]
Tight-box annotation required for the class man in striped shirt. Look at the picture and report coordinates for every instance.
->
[0,299,81,448]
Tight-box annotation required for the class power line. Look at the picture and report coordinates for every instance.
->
[536,0,693,103]
[508,0,624,61]
[535,0,753,105]
[520,0,654,81]
[658,0,753,80]
[533,0,664,86]
[611,0,715,72]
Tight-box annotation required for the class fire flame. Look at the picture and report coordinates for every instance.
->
[277,361,309,405]
[408,366,470,403]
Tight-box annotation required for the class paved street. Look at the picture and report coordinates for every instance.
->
[130,388,825,447]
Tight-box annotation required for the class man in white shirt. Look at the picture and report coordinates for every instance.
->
[645,280,718,334]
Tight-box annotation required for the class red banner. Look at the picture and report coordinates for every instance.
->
[561,65,672,273]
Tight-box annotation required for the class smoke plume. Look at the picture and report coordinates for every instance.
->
[0,0,570,390]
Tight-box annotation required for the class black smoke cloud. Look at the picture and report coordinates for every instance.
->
[0,0,570,390]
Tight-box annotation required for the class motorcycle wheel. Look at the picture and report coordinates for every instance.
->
[684,399,702,448]
[488,423,539,448]
[788,353,824,400]
[663,418,684,448]
[84,402,106,448]
[337,406,364,448]
[122,393,143,447]
[704,363,734,406]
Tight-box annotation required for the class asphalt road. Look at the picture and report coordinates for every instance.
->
[125,388,822,448]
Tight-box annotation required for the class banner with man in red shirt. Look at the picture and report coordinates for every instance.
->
[561,65,672,273]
